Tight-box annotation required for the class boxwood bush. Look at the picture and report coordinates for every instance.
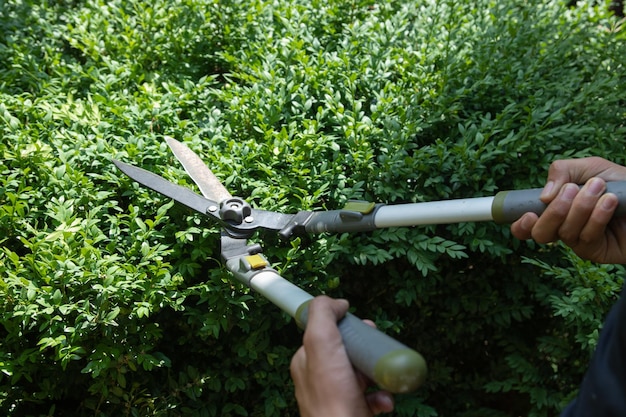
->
[1,0,625,416]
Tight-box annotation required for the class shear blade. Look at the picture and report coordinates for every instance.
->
[112,159,218,217]
[165,136,233,203]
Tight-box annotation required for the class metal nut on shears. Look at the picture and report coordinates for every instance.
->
[219,197,253,225]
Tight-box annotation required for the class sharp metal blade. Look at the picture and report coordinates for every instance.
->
[165,136,232,202]
[112,159,217,216]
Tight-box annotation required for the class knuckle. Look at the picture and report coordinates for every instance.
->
[577,228,601,247]
[289,349,304,374]
[548,159,570,174]
[586,156,606,167]
[557,226,579,247]
[531,229,557,244]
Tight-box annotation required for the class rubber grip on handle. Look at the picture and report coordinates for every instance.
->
[296,303,427,393]
[492,181,626,223]
[304,210,378,234]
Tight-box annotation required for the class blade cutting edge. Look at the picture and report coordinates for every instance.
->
[112,159,218,216]
[165,136,233,202]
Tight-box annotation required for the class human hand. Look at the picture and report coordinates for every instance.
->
[511,157,626,263]
[290,296,395,417]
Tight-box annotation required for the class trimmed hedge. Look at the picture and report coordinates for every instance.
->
[1,0,625,416]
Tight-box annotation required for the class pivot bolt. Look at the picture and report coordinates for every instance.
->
[219,197,252,225]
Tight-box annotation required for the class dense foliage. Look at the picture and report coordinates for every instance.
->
[1,0,625,416]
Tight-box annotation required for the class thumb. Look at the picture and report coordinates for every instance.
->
[307,296,349,324]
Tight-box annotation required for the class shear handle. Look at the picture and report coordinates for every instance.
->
[221,236,427,393]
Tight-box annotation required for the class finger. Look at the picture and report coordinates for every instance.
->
[577,193,619,249]
[606,217,626,263]
[365,391,395,415]
[362,319,376,328]
[541,159,581,202]
[542,157,626,202]
[289,346,308,398]
[355,367,372,392]
[290,345,307,377]
[511,212,538,240]
[532,183,579,243]
[309,295,349,319]
[557,178,607,247]
[302,296,349,364]
[305,296,349,339]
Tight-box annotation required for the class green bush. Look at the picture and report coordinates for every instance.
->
[1,0,625,416]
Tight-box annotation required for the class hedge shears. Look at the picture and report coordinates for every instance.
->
[113,137,626,394]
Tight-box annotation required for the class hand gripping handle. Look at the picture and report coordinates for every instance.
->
[297,305,428,393]
[491,181,626,223]
[238,267,427,393]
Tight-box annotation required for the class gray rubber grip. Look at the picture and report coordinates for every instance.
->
[492,181,626,223]
[296,304,427,393]
[303,209,379,234]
